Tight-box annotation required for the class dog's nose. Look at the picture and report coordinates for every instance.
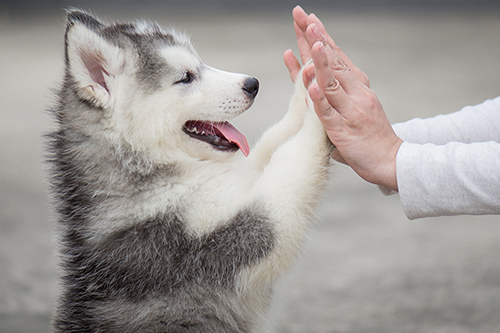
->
[243,77,259,98]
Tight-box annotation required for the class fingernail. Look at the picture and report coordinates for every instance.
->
[311,82,320,92]
[306,64,315,79]
[311,23,321,38]
[318,41,325,54]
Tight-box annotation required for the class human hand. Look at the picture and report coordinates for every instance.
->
[283,6,402,191]
[283,5,369,88]
[305,24,403,191]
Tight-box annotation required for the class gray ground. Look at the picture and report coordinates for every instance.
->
[1,6,500,333]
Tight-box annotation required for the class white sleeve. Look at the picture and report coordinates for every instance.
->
[380,96,500,219]
[393,96,500,145]
[396,141,500,220]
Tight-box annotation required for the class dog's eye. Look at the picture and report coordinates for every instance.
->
[175,71,195,84]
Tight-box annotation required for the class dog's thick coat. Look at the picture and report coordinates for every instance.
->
[47,10,332,333]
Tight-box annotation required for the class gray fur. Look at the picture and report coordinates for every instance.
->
[47,9,332,333]
[51,207,273,332]
[48,10,274,333]
[65,8,193,92]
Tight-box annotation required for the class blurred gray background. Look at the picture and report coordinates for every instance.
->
[1,0,500,332]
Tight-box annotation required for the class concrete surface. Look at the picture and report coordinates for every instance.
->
[1,5,500,333]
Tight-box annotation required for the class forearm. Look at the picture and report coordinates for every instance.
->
[393,96,500,145]
[396,141,500,220]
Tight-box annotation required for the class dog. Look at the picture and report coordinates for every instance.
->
[47,9,333,332]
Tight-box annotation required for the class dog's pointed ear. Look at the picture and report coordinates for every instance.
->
[65,9,124,108]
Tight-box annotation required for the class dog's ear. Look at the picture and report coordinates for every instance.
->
[64,9,124,108]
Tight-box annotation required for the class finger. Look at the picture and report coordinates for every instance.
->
[294,22,311,64]
[306,14,370,87]
[302,62,315,88]
[292,5,309,32]
[308,28,362,95]
[309,83,348,163]
[283,49,301,83]
[311,42,357,115]
[308,82,344,134]
[292,6,313,64]
[306,13,335,48]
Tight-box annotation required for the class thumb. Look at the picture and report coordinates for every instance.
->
[283,49,301,83]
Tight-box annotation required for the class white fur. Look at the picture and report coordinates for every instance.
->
[65,17,331,332]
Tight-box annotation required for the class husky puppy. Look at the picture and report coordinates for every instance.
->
[47,9,333,333]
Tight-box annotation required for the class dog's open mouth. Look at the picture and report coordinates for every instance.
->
[183,120,250,157]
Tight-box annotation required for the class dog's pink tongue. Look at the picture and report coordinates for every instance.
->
[214,122,250,157]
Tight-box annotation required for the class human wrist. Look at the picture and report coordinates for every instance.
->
[378,136,403,192]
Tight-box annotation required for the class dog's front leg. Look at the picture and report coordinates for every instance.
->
[247,79,335,281]
[248,73,311,171]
